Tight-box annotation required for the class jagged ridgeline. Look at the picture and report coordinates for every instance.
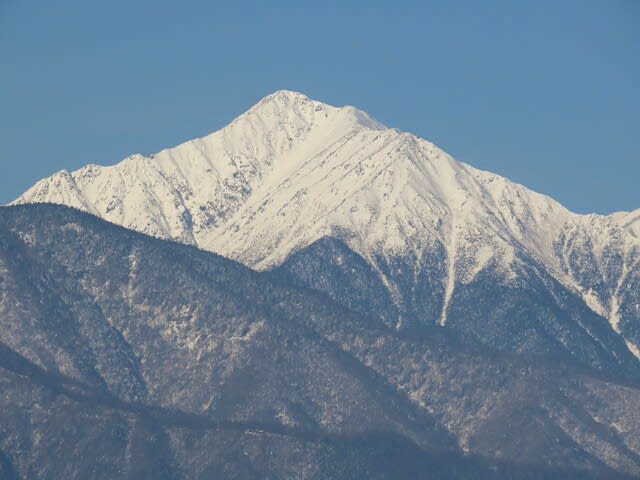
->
[13,90,640,377]
[1,204,640,479]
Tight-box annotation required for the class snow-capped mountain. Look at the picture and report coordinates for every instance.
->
[13,90,640,373]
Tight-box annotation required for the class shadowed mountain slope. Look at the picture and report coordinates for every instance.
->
[1,204,640,478]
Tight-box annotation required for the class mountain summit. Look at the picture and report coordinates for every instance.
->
[13,91,640,375]
[15,90,385,248]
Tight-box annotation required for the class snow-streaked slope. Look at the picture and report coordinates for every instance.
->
[16,91,383,248]
[4,204,640,478]
[611,209,640,238]
[13,90,640,361]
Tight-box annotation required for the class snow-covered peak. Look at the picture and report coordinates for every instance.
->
[248,89,385,130]
[11,91,640,344]
[12,91,388,245]
[245,89,331,125]
[249,89,324,118]
[261,89,311,102]
[236,89,385,135]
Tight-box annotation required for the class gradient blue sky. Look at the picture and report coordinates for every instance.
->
[1,0,638,213]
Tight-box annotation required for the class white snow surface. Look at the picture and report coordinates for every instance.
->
[611,209,640,239]
[12,90,640,337]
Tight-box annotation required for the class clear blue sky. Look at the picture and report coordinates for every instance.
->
[1,0,638,213]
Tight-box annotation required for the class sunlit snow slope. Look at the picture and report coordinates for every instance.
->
[13,90,640,370]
